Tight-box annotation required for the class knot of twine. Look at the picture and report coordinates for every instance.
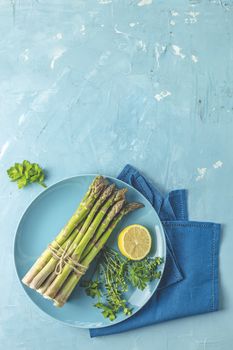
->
[48,242,87,276]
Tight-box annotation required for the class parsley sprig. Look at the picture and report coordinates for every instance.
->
[81,280,102,299]
[95,303,117,321]
[7,160,47,189]
[127,257,163,290]
[82,247,163,321]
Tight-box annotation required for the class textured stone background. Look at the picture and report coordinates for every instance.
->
[0,0,232,349]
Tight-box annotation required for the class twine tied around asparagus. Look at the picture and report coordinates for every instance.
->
[48,242,87,276]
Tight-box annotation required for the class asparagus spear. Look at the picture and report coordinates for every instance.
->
[37,271,57,295]
[30,223,81,289]
[30,184,116,290]
[67,184,116,250]
[54,202,144,307]
[80,216,111,259]
[73,189,127,261]
[22,176,106,286]
[82,202,144,260]
[44,198,125,299]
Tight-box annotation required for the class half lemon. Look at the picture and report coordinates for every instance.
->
[118,224,152,260]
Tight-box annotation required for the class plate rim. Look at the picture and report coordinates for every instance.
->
[14,174,167,328]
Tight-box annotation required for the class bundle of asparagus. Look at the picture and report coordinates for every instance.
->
[22,176,144,307]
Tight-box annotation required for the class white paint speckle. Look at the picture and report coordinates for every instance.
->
[170,20,176,26]
[20,49,29,62]
[31,89,56,110]
[213,161,223,169]
[136,40,147,52]
[155,43,166,68]
[191,54,198,63]
[138,0,152,6]
[129,22,139,27]
[154,90,171,101]
[155,44,160,68]
[172,45,186,59]
[185,11,200,24]
[85,69,97,81]
[187,11,200,18]
[139,115,145,123]
[196,167,207,181]
[18,113,27,126]
[80,24,86,35]
[50,47,66,70]
[98,0,112,4]
[100,24,105,27]
[130,139,136,147]
[171,10,179,16]
[98,50,111,65]
[114,25,130,39]
[55,33,63,40]
[0,141,10,160]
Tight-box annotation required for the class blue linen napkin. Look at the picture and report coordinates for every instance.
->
[90,165,220,337]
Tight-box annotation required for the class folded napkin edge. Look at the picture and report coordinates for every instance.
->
[162,221,221,229]
[212,222,220,311]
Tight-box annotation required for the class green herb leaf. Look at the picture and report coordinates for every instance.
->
[94,303,116,321]
[7,160,47,189]
[127,257,163,290]
[82,280,102,299]
[81,247,163,321]
[123,307,132,316]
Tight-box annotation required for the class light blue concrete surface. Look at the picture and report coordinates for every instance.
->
[0,0,232,349]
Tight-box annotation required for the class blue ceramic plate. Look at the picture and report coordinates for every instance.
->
[14,175,166,328]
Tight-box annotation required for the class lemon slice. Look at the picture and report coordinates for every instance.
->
[118,224,152,260]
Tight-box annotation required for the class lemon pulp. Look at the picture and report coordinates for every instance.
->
[118,224,152,260]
